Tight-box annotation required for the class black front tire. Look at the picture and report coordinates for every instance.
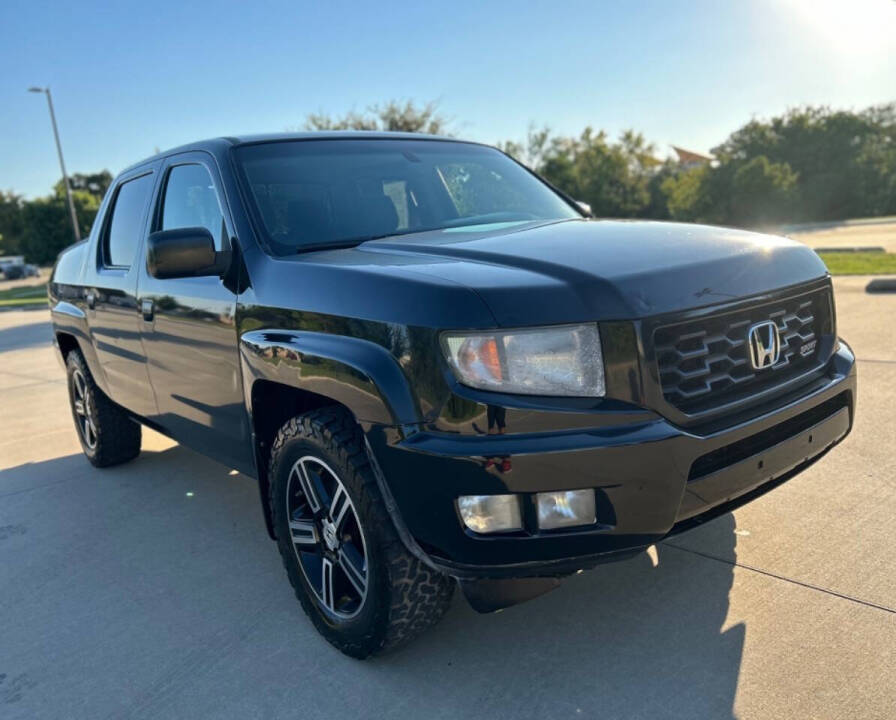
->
[66,350,142,467]
[269,406,454,658]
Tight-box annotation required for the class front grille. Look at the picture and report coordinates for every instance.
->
[654,286,831,414]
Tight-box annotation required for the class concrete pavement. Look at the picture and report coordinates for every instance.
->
[1,278,894,719]
[788,219,896,253]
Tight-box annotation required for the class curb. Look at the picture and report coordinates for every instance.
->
[866,278,896,294]
[814,247,885,254]
[780,216,896,233]
[0,303,48,312]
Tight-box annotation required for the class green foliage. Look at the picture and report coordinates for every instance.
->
[504,127,661,218]
[729,155,797,226]
[708,104,896,223]
[305,100,451,135]
[0,173,109,265]
[57,171,113,200]
[0,191,25,255]
[497,126,553,170]
[662,165,712,222]
[503,103,896,228]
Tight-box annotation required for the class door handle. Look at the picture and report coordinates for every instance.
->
[141,299,154,322]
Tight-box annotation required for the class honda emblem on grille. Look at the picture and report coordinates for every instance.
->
[748,321,781,370]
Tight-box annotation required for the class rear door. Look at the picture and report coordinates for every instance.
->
[83,166,158,418]
[137,152,252,473]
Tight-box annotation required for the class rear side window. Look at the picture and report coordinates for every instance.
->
[103,173,153,268]
[160,164,226,250]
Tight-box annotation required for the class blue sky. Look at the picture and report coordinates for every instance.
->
[2,0,894,198]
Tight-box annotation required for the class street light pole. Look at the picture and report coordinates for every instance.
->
[28,87,81,242]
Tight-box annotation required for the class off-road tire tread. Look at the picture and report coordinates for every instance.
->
[66,350,141,467]
[269,406,454,657]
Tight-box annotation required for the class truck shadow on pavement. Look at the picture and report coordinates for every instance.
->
[0,320,53,353]
[397,516,743,719]
[0,446,742,719]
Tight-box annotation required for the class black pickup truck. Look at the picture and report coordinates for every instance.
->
[49,133,856,657]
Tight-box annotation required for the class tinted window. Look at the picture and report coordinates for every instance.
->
[438,162,537,217]
[104,173,153,268]
[234,140,579,256]
[160,164,225,249]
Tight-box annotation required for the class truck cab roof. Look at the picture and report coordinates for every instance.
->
[120,131,470,175]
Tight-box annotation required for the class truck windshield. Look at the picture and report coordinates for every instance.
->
[233,138,580,255]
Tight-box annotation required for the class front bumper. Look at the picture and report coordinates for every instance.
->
[367,341,856,579]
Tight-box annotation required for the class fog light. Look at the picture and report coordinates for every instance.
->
[536,489,596,530]
[457,494,522,534]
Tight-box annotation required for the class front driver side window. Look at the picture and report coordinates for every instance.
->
[160,164,226,250]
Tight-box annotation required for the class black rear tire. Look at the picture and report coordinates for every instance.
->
[269,406,454,658]
[66,350,142,467]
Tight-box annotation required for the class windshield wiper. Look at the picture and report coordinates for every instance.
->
[291,240,368,253]
[292,218,545,254]
[358,226,446,243]
[359,218,541,244]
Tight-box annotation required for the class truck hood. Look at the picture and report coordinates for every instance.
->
[359,219,828,325]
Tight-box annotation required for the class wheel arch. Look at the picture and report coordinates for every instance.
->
[51,301,109,397]
[240,329,422,540]
[249,380,355,538]
[55,330,80,360]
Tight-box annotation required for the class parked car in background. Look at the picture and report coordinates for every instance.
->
[24,263,40,277]
[48,133,856,658]
[0,255,26,280]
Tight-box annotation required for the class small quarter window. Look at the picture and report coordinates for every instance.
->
[161,164,226,249]
[103,173,153,268]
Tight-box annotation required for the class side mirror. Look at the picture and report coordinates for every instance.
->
[575,200,593,217]
[147,227,231,279]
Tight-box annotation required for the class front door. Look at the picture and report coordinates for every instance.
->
[137,152,252,473]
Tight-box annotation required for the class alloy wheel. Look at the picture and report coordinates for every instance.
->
[286,456,369,619]
[71,368,97,450]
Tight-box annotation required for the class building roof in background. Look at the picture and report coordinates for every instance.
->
[672,146,714,165]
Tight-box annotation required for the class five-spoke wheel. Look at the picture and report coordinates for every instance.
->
[70,367,98,450]
[65,349,141,467]
[287,456,369,618]
[269,407,455,658]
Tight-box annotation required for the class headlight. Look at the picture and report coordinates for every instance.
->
[441,324,604,397]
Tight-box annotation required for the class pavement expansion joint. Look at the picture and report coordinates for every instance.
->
[663,542,896,616]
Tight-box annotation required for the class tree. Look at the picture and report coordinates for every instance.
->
[0,191,25,255]
[729,156,797,226]
[62,171,113,200]
[662,165,712,222]
[498,125,553,170]
[16,174,108,265]
[304,100,451,135]
[710,104,896,222]
[503,126,663,218]
[657,103,896,226]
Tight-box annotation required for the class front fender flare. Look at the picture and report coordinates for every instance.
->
[239,329,420,427]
